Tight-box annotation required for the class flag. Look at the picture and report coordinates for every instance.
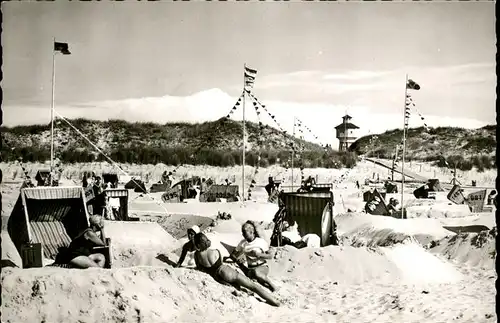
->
[244,66,257,89]
[54,42,71,55]
[406,79,420,90]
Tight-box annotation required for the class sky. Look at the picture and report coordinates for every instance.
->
[2,2,496,147]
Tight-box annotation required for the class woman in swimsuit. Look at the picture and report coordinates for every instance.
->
[176,225,200,267]
[231,221,279,292]
[192,233,280,307]
[53,228,106,268]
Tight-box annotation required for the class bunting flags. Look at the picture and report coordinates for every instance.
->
[404,93,412,129]
[54,41,71,55]
[333,168,352,185]
[244,66,257,90]
[413,106,430,131]
[247,99,265,200]
[294,117,329,152]
[224,91,245,119]
[404,91,430,132]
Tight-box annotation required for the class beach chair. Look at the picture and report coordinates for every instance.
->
[278,191,337,247]
[7,186,112,268]
[104,188,139,221]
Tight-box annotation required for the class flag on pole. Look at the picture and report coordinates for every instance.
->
[406,79,420,90]
[244,66,257,89]
[54,42,71,55]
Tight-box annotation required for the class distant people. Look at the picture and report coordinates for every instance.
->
[187,182,197,199]
[225,179,232,186]
[192,232,280,307]
[176,225,201,268]
[106,195,121,220]
[387,198,399,215]
[355,181,360,189]
[21,176,35,189]
[487,190,497,206]
[298,176,315,192]
[471,180,477,187]
[93,177,105,216]
[161,171,169,185]
[94,177,103,193]
[265,177,276,197]
[200,178,207,195]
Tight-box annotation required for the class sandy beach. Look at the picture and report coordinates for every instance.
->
[1,160,497,323]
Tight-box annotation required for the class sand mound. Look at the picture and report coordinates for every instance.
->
[136,214,214,240]
[406,202,472,219]
[382,242,463,285]
[429,227,497,269]
[336,213,454,247]
[270,243,462,286]
[104,221,178,268]
[269,245,403,284]
[0,266,279,323]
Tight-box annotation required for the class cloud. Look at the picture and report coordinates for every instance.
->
[322,70,393,81]
[2,87,491,149]
[3,62,494,149]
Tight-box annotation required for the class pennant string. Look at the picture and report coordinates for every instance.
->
[53,109,171,215]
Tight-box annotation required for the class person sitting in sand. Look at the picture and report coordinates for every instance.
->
[192,232,280,307]
[52,223,107,269]
[387,198,399,215]
[176,225,201,267]
[229,221,279,293]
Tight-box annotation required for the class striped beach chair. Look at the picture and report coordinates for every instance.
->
[279,190,338,247]
[7,186,111,268]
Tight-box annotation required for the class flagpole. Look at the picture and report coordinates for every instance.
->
[291,116,295,191]
[50,37,56,185]
[242,64,246,203]
[401,73,408,218]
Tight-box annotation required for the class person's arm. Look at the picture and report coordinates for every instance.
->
[247,248,274,260]
[84,229,106,247]
[176,244,189,268]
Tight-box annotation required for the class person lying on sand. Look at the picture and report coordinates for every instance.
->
[229,221,279,292]
[51,227,107,269]
[192,232,280,307]
[176,225,201,267]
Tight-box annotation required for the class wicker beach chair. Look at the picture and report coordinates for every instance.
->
[104,188,137,221]
[279,190,337,247]
[7,186,112,268]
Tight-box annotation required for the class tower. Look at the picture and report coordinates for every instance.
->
[335,114,359,151]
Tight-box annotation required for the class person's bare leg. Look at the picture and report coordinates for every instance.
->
[235,274,280,307]
[253,266,279,292]
[69,255,102,269]
[218,267,280,306]
[89,253,106,268]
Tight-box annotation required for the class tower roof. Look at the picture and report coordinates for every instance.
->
[342,114,352,120]
[335,122,359,129]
